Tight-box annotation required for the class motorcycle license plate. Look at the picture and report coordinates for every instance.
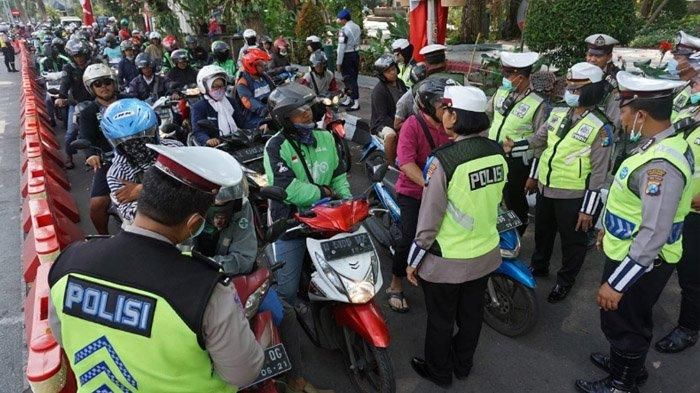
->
[497,210,522,233]
[242,344,291,388]
[232,144,265,164]
[321,233,373,261]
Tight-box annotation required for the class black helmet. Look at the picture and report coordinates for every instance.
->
[135,52,153,69]
[105,32,116,45]
[42,43,52,57]
[211,40,230,62]
[268,83,316,132]
[410,63,427,84]
[309,51,327,68]
[259,35,272,46]
[65,38,90,57]
[185,35,197,46]
[170,49,189,66]
[50,37,64,51]
[374,54,397,82]
[415,77,457,122]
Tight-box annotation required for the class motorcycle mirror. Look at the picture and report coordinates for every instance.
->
[370,162,389,183]
[258,186,287,202]
[47,88,60,95]
[266,218,295,243]
[332,95,340,105]
[70,138,93,150]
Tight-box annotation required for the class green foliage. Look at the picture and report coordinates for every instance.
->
[650,0,687,20]
[323,0,364,31]
[386,12,409,40]
[359,35,389,75]
[263,0,296,38]
[524,0,637,69]
[291,1,326,64]
[629,14,700,48]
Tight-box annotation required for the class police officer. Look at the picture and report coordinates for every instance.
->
[655,78,700,353]
[669,31,699,121]
[335,8,362,111]
[506,63,614,302]
[391,38,415,87]
[48,144,265,392]
[406,86,507,387]
[487,51,548,235]
[576,72,692,393]
[585,34,621,128]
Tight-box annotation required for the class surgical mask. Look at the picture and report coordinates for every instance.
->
[189,215,206,239]
[691,92,700,105]
[126,56,134,61]
[628,111,643,142]
[666,59,679,76]
[564,90,580,107]
[293,123,316,145]
[209,88,225,101]
[501,77,514,91]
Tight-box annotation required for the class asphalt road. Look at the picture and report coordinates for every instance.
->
[3,67,699,392]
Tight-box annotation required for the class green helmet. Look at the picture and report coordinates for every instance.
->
[120,18,129,27]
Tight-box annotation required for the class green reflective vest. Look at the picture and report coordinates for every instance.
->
[431,137,508,259]
[603,134,693,263]
[488,87,545,143]
[213,59,237,79]
[398,63,413,88]
[672,85,692,122]
[538,107,608,190]
[674,106,700,208]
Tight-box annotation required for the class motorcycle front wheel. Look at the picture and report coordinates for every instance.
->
[342,328,396,393]
[483,273,538,337]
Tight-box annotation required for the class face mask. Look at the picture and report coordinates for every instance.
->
[189,215,206,239]
[564,90,580,107]
[691,92,700,105]
[666,59,679,76]
[126,56,134,61]
[209,88,225,101]
[501,77,514,91]
[293,123,316,145]
[627,111,643,142]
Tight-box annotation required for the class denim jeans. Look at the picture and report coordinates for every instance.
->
[271,238,306,305]
[45,93,55,124]
[65,105,78,156]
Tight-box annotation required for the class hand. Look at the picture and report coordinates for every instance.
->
[524,177,538,194]
[406,266,419,286]
[502,136,515,154]
[575,212,593,232]
[115,180,142,204]
[55,98,68,107]
[205,138,221,147]
[692,194,700,211]
[321,186,335,199]
[85,155,101,170]
[596,228,605,251]
[597,282,623,311]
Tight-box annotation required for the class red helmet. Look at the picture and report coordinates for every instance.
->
[242,48,271,76]
[273,37,288,50]
[162,35,178,51]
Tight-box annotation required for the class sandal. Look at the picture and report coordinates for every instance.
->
[386,288,409,313]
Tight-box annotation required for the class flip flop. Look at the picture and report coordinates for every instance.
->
[386,288,409,313]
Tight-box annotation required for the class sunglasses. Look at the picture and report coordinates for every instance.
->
[92,79,114,88]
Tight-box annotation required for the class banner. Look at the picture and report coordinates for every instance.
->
[80,0,95,26]
[409,0,448,62]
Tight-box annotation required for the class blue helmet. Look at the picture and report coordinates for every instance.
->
[101,99,160,169]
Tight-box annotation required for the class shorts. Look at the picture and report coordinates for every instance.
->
[90,164,111,198]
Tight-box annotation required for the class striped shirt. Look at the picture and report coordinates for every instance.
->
[107,139,183,223]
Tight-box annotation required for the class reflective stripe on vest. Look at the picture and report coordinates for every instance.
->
[603,134,693,263]
[488,88,544,143]
[671,85,692,122]
[538,108,606,190]
[50,273,236,393]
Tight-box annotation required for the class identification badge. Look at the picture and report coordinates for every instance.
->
[572,125,594,143]
[513,103,530,118]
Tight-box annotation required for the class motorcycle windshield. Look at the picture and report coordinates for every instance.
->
[297,199,370,234]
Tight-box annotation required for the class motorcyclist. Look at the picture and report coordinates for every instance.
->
[78,64,124,235]
[161,34,180,73]
[117,40,139,88]
[305,35,322,56]
[370,54,407,136]
[235,48,275,129]
[185,35,208,70]
[130,29,143,48]
[50,37,70,61]
[56,39,98,169]
[392,38,416,87]
[268,37,292,78]
[102,32,121,62]
[258,35,273,55]
[299,51,340,97]
[263,83,352,305]
[128,53,168,101]
[144,31,164,71]
[210,40,236,78]
[102,98,183,223]
[165,49,198,92]
[39,42,69,74]
[191,65,245,147]
[237,29,257,70]
[118,18,130,41]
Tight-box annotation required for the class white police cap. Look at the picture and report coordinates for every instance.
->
[616,71,688,106]
[442,86,488,113]
[392,38,410,51]
[499,51,539,69]
[419,44,446,56]
[147,144,243,194]
[585,34,619,55]
[674,31,700,56]
[306,35,321,44]
[567,62,604,83]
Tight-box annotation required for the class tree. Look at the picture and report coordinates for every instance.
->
[460,0,486,44]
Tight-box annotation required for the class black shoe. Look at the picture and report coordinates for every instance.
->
[547,283,572,303]
[655,326,698,353]
[410,357,451,388]
[575,376,639,393]
[529,265,549,278]
[589,352,648,385]
[454,367,471,381]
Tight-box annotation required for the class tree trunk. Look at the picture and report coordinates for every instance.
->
[460,0,486,43]
[640,0,654,18]
[502,0,522,40]
[645,0,670,27]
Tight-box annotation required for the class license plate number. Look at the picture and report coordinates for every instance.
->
[233,144,265,163]
[321,233,373,261]
[497,210,522,233]
[242,344,292,388]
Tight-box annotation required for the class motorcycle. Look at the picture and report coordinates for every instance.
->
[42,70,67,123]
[264,179,396,393]
[150,95,188,144]
[270,67,302,87]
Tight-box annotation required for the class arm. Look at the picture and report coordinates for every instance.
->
[203,282,264,387]
[235,78,268,118]
[408,158,448,268]
[329,151,352,198]
[336,29,347,67]
[107,157,139,222]
[580,126,613,215]
[397,121,425,187]
[370,84,395,134]
[191,101,213,145]
[78,104,101,157]
[214,201,258,275]
[263,137,323,207]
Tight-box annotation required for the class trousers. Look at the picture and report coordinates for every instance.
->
[677,213,700,331]
[503,157,530,235]
[393,193,421,278]
[340,51,359,100]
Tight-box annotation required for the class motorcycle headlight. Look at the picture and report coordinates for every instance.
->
[244,279,270,319]
[341,276,375,304]
[315,252,345,293]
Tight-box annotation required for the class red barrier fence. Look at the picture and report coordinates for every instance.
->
[18,41,82,393]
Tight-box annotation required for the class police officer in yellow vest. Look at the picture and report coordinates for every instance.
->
[669,31,700,122]
[655,78,700,353]
[506,63,614,303]
[406,86,507,388]
[576,72,693,393]
[48,145,264,392]
[391,38,416,88]
[487,51,548,234]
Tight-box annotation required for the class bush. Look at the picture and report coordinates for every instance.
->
[292,1,326,63]
[630,14,700,48]
[524,0,637,69]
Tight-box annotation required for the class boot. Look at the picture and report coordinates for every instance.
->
[589,352,648,385]
[655,326,698,353]
[575,348,644,393]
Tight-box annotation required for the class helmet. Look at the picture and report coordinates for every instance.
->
[242,47,271,76]
[185,35,197,46]
[309,51,327,68]
[410,63,427,84]
[108,17,117,23]
[211,40,230,61]
[243,29,256,45]
[101,99,159,167]
[268,83,316,132]
[132,29,141,36]
[149,31,161,40]
[197,65,228,95]
[83,63,117,95]
[65,38,90,57]
[273,37,289,56]
[214,181,248,206]
[50,37,64,51]
[135,52,153,69]
[43,35,52,44]
[374,54,397,82]
[170,49,189,66]
[119,40,134,52]
[42,43,52,57]
[415,77,457,122]
[162,35,178,51]
[105,32,116,45]
[259,35,272,46]
[120,18,129,27]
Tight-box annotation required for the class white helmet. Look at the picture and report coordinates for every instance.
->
[83,63,117,95]
[243,29,256,39]
[149,31,161,40]
[196,65,228,95]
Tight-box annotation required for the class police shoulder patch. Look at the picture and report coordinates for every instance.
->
[645,168,666,196]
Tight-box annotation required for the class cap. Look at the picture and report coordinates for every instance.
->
[442,86,488,113]
[306,35,321,44]
[500,51,539,70]
[585,34,619,56]
[147,144,243,194]
[616,71,688,106]
[673,31,700,56]
[392,38,410,51]
[567,62,604,84]
[420,44,447,64]
[337,9,351,20]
